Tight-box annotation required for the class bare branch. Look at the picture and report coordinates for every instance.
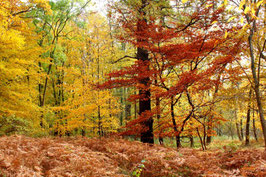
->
[111,55,137,64]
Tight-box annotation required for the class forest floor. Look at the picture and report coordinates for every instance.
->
[0,136,265,177]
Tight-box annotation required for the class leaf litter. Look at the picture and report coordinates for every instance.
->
[0,135,265,177]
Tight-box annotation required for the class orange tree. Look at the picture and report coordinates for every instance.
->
[102,0,244,145]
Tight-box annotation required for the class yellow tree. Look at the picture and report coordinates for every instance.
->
[0,0,49,135]
[224,0,266,146]
[51,13,121,136]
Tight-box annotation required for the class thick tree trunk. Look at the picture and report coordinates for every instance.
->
[138,0,153,144]
[176,135,181,148]
[138,47,153,144]
[139,85,153,143]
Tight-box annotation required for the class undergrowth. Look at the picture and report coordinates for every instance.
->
[0,135,265,177]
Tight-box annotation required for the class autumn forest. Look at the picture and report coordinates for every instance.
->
[0,0,265,176]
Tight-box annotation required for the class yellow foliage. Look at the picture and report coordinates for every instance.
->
[0,0,47,121]
[50,13,122,136]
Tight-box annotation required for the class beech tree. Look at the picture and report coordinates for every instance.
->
[53,13,121,136]
[0,0,49,132]
[28,0,90,128]
[225,0,266,146]
[103,0,243,147]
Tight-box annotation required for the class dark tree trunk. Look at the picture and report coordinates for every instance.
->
[66,131,71,137]
[253,118,258,141]
[120,88,124,126]
[176,135,181,148]
[138,47,153,144]
[170,96,181,148]
[190,136,194,148]
[245,89,252,146]
[157,98,164,145]
[240,119,244,140]
[206,131,211,144]
[98,105,103,137]
[137,0,153,144]
[81,129,85,137]
[139,86,153,143]
[134,89,137,120]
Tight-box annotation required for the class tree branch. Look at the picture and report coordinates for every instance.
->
[111,55,138,64]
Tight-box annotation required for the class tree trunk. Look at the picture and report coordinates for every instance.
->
[138,0,153,144]
[203,122,207,149]
[247,11,266,147]
[157,97,164,145]
[236,122,242,141]
[138,47,153,144]
[190,136,194,148]
[125,104,131,121]
[155,76,163,145]
[252,96,258,141]
[240,119,244,140]
[170,96,181,148]
[206,72,222,144]
[120,88,124,126]
[206,129,211,144]
[125,88,131,122]
[245,88,252,146]
[253,118,258,141]
[197,128,206,150]
[98,106,103,137]
[134,89,137,120]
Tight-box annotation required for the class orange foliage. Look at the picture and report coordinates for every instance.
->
[103,0,243,140]
[0,136,265,176]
